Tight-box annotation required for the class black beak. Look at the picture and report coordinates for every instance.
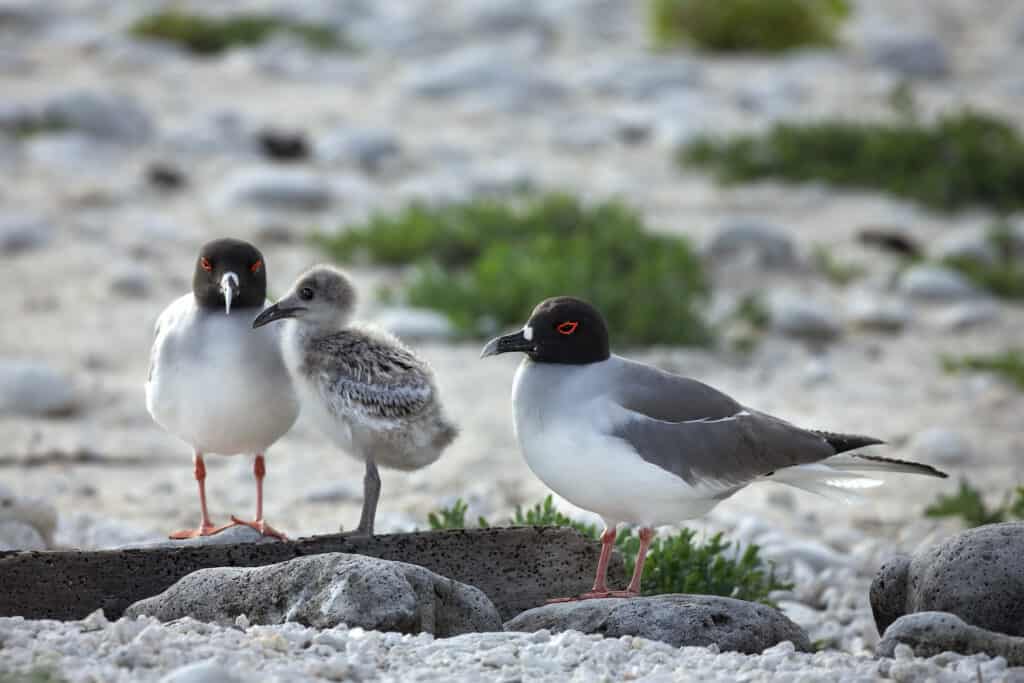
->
[252,303,306,329]
[480,330,535,358]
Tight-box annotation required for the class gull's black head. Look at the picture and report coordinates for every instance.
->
[193,238,267,314]
[481,297,610,365]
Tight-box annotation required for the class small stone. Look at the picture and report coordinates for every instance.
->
[257,128,310,162]
[374,308,455,342]
[214,167,332,211]
[0,521,47,551]
[706,221,797,270]
[146,163,187,191]
[910,428,972,465]
[770,296,842,341]
[934,230,998,267]
[584,57,702,99]
[125,553,502,636]
[109,264,151,298]
[504,595,810,654]
[0,212,52,253]
[898,265,979,301]
[160,660,242,683]
[0,360,76,417]
[878,612,1024,666]
[847,294,911,332]
[42,90,154,144]
[937,300,1000,331]
[866,30,950,79]
[316,127,401,174]
[304,481,360,504]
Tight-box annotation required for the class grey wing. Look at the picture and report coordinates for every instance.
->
[316,334,437,423]
[610,409,835,488]
[611,357,743,422]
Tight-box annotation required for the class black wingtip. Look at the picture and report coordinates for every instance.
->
[853,453,949,479]
[814,430,886,454]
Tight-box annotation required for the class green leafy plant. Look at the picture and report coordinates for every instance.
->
[925,479,1024,527]
[130,11,348,55]
[649,0,850,53]
[425,495,789,603]
[812,245,865,286]
[942,349,1024,391]
[681,111,1024,213]
[316,193,713,346]
[0,669,66,683]
[943,224,1024,301]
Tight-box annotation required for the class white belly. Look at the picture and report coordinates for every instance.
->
[146,303,299,456]
[518,423,721,527]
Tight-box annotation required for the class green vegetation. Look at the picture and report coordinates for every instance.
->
[427,495,789,603]
[812,245,865,286]
[317,193,713,346]
[925,480,1024,527]
[0,669,66,683]
[6,117,68,139]
[722,293,771,354]
[649,0,849,53]
[681,111,1024,213]
[130,11,347,55]
[942,349,1024,391]
[943,224,1024,300]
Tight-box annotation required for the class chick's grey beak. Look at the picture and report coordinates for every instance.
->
[252,303,305,329]
[480,330,535,358]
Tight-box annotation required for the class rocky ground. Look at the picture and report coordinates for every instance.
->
[3,0,1024,680]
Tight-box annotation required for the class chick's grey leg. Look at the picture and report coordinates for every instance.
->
[341,456,380,537]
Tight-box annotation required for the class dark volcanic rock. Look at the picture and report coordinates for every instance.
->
[126,553,501,636]
[0,527,623,622]
[878,611,1024,665]
[505,595,810,654]
[871,522,1024,637]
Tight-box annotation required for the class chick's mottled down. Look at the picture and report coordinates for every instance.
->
[254,265,457,535]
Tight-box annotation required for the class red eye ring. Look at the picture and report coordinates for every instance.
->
[557,321,578,335]
[251,259,263,273]
[200,257,212,272]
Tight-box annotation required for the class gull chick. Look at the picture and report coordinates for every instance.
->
[253,265,457,536]
[482,296,948,600]
[146,238,299,540]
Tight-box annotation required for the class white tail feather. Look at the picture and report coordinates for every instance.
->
[765,463,883,504]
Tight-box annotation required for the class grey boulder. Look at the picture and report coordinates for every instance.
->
[0,360,76,417]
[878,611,1024,665]
[706,220,797,270]
[504,595,810,654]
[125,552,502,637]
[871,522,1024,637]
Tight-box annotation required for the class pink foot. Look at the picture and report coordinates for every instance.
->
[168,522,232,540]
[229,515,289,541]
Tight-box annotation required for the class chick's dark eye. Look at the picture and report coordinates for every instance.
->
[299,287,314,301]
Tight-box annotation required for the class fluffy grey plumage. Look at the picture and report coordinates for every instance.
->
[253,265,457,535]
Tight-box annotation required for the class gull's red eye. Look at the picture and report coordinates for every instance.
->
[557,321,578,335]
[251,259,262,273]
[200,257,212,272]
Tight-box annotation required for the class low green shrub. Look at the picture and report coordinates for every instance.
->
[925,479,1024,527]
[943,224,1024,300]
[942,349,1024,391]
[316,193,713,346]
[681,111,1024,213]
[426,495,789,603]
[649,0,850,53]
[812,245,865,286]
[130,11,347,55]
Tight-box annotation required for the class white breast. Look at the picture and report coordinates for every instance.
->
[146,295,300,456]
[511,359,722,527]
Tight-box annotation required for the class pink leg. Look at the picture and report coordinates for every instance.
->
[547,526,618,603]
[230,454,288,540]
[609,526,654,597]
[170,453,231,539]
